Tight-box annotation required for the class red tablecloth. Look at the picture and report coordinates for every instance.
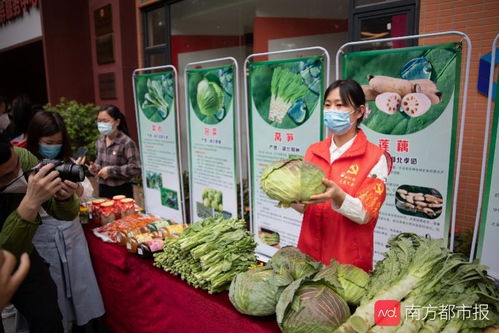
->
[84,227,280,333]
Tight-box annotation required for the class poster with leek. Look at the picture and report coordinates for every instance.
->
[477,72,499,279]
[248,56,324,259]
[134,71,184,223]
[186,65,239,222]
[342,43,461,263]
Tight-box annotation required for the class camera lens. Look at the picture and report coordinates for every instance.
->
[55,163,85,182]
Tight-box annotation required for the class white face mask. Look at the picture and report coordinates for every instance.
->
[1,168,27,194]
[0,113,10,131]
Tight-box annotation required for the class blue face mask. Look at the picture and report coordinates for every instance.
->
[324,109,355,135]
[97,122,114,136]
[39,143,62,159]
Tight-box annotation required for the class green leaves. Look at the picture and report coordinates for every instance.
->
[45,98,100,160]
[153,215,257,294]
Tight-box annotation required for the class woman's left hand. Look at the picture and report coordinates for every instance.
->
[97,167,110,179]
[54,180,78,201]
[302,178,342,205]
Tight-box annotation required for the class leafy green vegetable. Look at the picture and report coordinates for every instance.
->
[336,233,448,332]
[197,78,224,117]
[260,158,326,208]
[336,233,499,333]
[154,215,256,294]
[268,246,323,280]
[268,67,309,124]
[141,75,174,122]
[276,278,351,332]
[314,260,370,306]
[229,266,293,316]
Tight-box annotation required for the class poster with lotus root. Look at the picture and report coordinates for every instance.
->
[477,72,499,279]
[186,65,239,223]
[342,42,462,262]
[248,56,324,259]
[134,71,184,223]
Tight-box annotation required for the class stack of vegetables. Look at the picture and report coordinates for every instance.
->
[229,247,370,332]
[153,215,257,294]
[229,234,499,333]
[336,233,499,333]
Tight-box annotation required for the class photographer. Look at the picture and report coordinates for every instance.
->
[25,110,105,332]
[0,134,80,333]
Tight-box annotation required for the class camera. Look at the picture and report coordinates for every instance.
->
[37,159,85,183]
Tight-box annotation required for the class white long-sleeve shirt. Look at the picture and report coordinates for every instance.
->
[329,135,389,224]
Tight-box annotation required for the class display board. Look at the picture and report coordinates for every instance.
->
[342,43,462,262]
[133,69,184,223]
[477,72,499,279]
[247,56,325,258]
[186,64,239,222]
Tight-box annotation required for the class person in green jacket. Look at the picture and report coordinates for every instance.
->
[0,136,80,333]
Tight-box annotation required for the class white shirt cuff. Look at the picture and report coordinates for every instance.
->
[332,193,367,224]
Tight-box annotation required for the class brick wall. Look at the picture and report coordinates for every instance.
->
[419,0,499,232]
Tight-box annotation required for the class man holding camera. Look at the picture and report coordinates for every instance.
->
[0,137,80,333]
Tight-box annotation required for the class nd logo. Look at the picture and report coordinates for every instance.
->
[374,183,384,195]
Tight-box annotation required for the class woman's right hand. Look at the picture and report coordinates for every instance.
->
[75,156,86,165]
[291,203,307,214]
[88,161,99,175]
[0,250,30,311]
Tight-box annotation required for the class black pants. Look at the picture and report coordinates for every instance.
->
[99,182,134,199]
[0,249,63,333]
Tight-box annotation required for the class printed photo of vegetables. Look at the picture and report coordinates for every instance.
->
[258,227,280,247]
[395,184,443,219]
[187,66,234,125]
[201,188,223,212]
[145,171,162,189]
[160,187,179,210]
[249,57,323,129]
[135,72,175,123]
[343,43,460,134]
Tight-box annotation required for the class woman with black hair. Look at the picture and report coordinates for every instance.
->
[294,79,392,272]
[25,110,105,332]
[89,105,140,198]
[8,94,34,148]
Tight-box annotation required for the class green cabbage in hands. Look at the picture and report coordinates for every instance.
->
[260,158,326,207]
[229,266,293,316]
[197,79,224,116]
[276,278,350,333]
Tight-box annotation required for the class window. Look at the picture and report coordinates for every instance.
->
[349,0,419,50]
[142,3,170,67]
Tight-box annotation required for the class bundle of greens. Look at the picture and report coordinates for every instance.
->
[335,233,499,333]
[268,67,309,124]
[153,215,256,294]
[142,75,173,120]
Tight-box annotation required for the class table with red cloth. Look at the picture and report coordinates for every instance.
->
[84,227,280,333]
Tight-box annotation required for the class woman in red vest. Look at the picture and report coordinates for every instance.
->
[295,79,392,272]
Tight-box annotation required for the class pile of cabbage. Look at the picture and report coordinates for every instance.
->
[229,247,370,332]
[260,158,326,207]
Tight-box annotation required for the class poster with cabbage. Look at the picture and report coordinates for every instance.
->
[248,57,324,259]
[342,43,461,262]
[134,71,184,223]
[477,72,499,279]
[186,65,238,222]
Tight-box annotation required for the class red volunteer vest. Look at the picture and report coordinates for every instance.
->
[297,130,391,272]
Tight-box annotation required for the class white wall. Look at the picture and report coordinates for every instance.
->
[0,8,42,50]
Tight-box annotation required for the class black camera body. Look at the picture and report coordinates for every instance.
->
[37,159,85,183]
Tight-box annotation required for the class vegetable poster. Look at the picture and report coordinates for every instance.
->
[186,65,239,223]
[477,72,499,279]
[342,43,461,262]
[248,57,324,259]
[134,71,184,223]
